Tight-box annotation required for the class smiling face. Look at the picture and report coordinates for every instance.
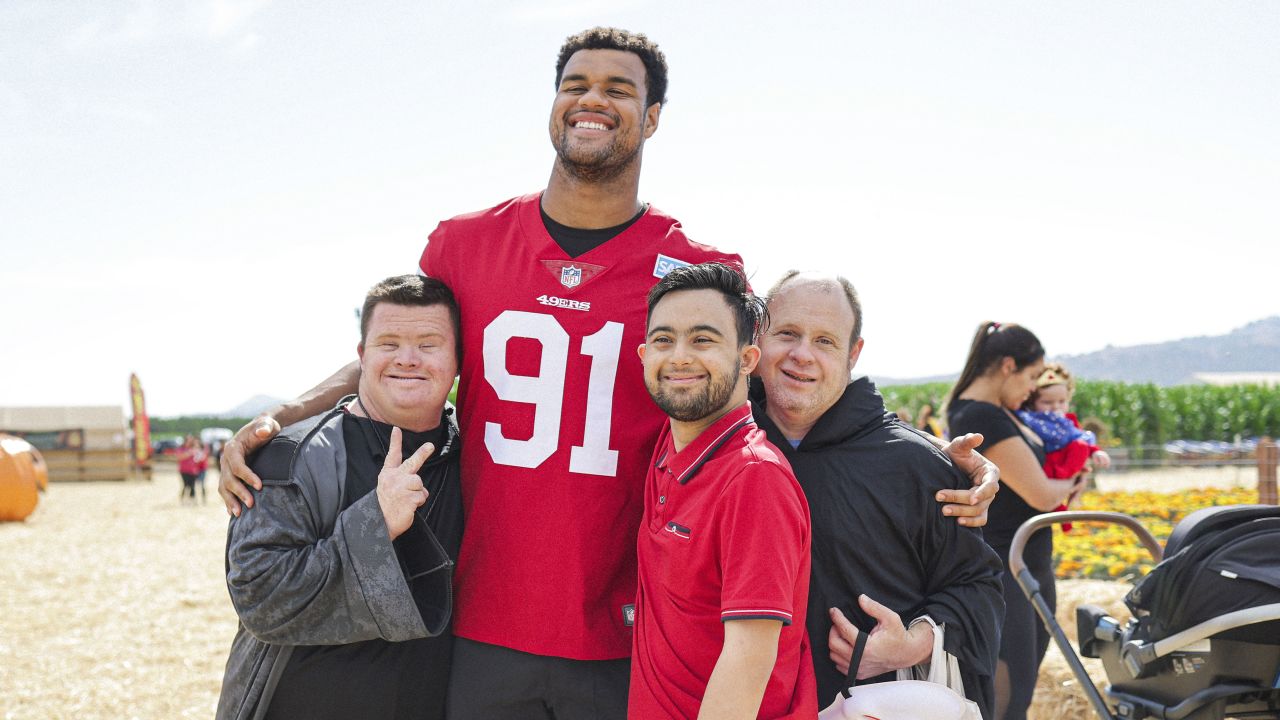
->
[549,48,660,182]
[357,302,458,432]
[757,279,863,439]
[640,288,756,425]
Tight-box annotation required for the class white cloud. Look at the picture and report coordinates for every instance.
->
[62,1,158,51]
[53,95,159,128]
[0,81,28,118]
[499,0,643,23]
[208,0,271,38]
[230,31,262,55]
[118,1,159,42]
[62,19,105,52]
[85,101,160,127]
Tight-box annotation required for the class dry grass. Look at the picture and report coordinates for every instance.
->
[1028,580,1133,720]
[1,469,236,719]
[0,466,1255,719]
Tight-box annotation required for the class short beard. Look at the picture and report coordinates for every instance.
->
[647,360,741,423]
[553,133,640,184]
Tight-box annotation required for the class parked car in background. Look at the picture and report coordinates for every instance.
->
[200,427,233,463]
[152,437,184,458]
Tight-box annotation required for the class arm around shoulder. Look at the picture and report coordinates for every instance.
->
[219,361,361,515]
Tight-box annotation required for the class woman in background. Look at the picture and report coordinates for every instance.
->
[177,435,209,505]
[945,322,1085,720]
[916,403,943,437]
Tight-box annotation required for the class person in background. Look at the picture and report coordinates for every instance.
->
[1017,362,1111,488]
[945,322,1085,720]
[195,442,211,504]
[176,435,208,505]
[917,403,944,438]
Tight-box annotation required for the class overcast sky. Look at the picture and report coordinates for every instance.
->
[2,1,1277,417]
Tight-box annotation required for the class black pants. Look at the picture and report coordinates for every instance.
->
[996,530,1055,720]
[180,472,199,500]
[445,637,629,720]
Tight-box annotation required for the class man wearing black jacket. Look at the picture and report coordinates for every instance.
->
[751,271,1005,718]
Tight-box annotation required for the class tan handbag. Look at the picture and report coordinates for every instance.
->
[818,620,982,720]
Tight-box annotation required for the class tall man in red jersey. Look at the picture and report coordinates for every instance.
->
[632,262,816,719]
[415,31,748,719]
[218,27,995,719]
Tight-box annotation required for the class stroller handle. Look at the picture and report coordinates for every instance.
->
[1008,511,1167,720]
[1009,511,1164,580]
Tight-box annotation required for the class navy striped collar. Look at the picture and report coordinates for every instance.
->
[654,403,755,485]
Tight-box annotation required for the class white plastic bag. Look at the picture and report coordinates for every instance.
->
[819,618,982,720]
[818,679,982,720]
[894,616,968,695]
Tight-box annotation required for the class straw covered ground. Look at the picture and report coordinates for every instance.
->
[0,465,1256,719]
[1,468,234,719]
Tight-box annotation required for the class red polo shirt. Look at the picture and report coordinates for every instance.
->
[629,403,816,719]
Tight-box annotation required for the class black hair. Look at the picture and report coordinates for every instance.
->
[646,262,763,349]
[555,27,669,108]
[767,271,863,345]
[946,322,1045,409]
[360,274,461,363]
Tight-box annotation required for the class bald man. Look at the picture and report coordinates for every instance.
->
[750,272,1005,718]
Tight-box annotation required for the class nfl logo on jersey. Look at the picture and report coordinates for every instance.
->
[560,265,583,289]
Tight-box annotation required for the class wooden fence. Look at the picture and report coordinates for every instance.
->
[40,448,133,482]
[1260,437,1278,505]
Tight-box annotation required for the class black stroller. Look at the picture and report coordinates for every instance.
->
[1010,504,1280,720]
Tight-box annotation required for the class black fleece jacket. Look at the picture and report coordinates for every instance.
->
[751,376,1004,718]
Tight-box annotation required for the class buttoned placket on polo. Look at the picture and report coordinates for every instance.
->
[651,442,677,533]
[648,404,755,534]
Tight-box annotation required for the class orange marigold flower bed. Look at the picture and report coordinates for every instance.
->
[1052,487,1259,581]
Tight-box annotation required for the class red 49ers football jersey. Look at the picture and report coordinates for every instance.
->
[421,192,743,660]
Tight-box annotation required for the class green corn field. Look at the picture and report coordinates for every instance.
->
[879,380,1280,450]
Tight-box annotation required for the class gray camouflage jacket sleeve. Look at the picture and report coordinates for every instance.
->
[224,415,428,646]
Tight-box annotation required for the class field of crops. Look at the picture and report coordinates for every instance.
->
[880,380,1280,449]
[1052,487,1259,580]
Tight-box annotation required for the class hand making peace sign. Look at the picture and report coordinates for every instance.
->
[376,427,436,540]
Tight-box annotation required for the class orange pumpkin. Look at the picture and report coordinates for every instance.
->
[0,434,43,521]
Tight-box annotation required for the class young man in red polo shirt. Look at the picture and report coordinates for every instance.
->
[632,262,816,719]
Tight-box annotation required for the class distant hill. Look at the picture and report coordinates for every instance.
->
[1057,316,1280,385]
[220,394,285,419]
[877,316,1280,387]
